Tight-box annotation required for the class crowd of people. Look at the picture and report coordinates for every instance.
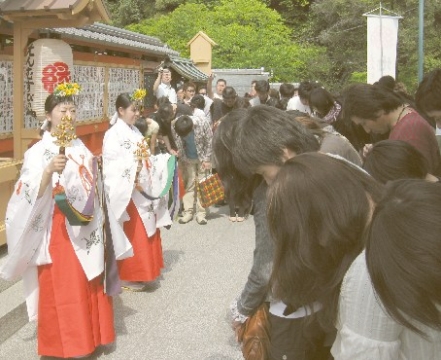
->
[0,65,441,359]
[210,70,441,359]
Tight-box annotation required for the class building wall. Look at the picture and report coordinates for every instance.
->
[190,37,212,76]
[0,50,157,246]
[211,69,269,98]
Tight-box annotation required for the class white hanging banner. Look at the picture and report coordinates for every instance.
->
[366,15,400,84]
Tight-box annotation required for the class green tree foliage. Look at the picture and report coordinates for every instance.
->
[395,0,441,91]
[107,0,440,92]
[127,0,330,82]
[264,0,313,29]
[105,0,158,26]
[105,0,219,26]
[308,0,441,92]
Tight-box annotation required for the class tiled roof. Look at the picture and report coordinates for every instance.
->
[0,0,79,12]
[212,68,269,75]
[165,56,208,82]
[45,23,179,57]
[0,0,110,23]
[84,23,164,48]
[187,31,217,46]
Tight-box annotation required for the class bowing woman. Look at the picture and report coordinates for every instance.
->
[266,153,384,359]
[103,91,173,292]
[0,83,127,358]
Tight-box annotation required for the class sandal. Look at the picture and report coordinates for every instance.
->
[236,217,245,222]
[229,216,237,222]
[121,281,146,292]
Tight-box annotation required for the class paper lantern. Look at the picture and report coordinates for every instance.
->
[25,39,74,121]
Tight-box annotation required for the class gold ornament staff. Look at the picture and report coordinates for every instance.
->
[52,115,77,155]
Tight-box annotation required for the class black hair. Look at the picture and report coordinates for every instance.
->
[366,179,441,335]
[156,96,171,107]
[233,105,320,175]
[213,109,259,210]
[216,78,227,85]
[342,83,402,120]
[269,88,280,101]
[134,117,148,136]
[174,115,193,137]
[277,98,289,110]
[288,113,325,140]
[279,83,295,98]
[115,93,133,115]
[44,94,74,114]
[415,68,441,114]
[376,75,396,90]
[268,153,384,331]
[190,94,205,110]
[43,94,75,133]
[308,87,335,118]
[298,81,319,102]
[222,86,237,99]
[363,140,428,183]
[286,109,309,118]
[254,80,270,93]
[157,102,175,129]
[183,82,196,91]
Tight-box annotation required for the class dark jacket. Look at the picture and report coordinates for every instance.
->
[237,181,274,316]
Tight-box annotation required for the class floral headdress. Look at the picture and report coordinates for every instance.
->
[110,89,148,126]
[53,81,81,99]
[41,81,81,131]
[130,88,147,108]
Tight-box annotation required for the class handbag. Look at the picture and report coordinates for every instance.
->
[235,303,271,360]
[195,171,225,208]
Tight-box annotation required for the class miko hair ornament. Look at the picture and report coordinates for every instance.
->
[109,89,147,126]
[41,81,81,131]
[52,81,81,99]
[51,82,80,153]
[130,88,147,109]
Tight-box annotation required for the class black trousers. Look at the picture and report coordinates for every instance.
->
[269,313,333,360]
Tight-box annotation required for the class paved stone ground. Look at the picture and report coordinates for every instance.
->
[0,205,253,360]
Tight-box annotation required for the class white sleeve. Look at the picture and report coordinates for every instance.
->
[169,88,177,104]
[332,324,401,360]
[331,252,402,360]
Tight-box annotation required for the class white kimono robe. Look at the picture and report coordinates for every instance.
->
[0,132,131,321]
[102,118,172,236]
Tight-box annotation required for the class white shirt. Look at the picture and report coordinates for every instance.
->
[203,95,213,123]
[213,93,222,100]
[332,252,441,360]
[193,108,207,122]
[155,82,177,104]
[270,300,321,319]
[286,95,311,114]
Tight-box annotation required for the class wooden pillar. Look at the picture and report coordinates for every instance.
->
[12,22,33,160]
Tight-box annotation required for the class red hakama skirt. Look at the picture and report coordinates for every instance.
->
[37,206,115,358]
[118,200,164,282]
